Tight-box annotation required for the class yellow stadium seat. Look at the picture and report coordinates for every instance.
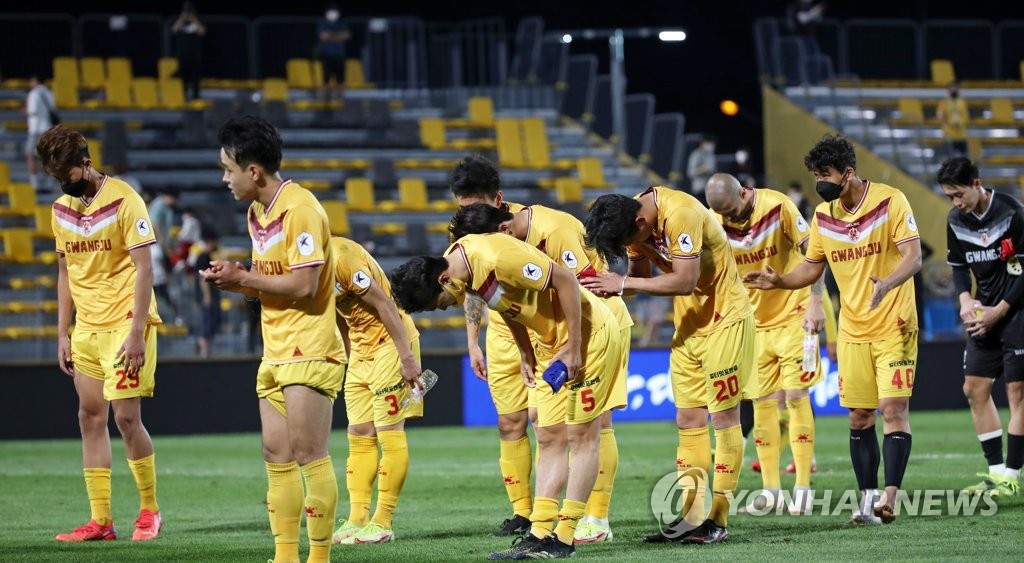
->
[371,223,406,235]
[79,57,106,89]
[132,78,159,109]
[344,59,369,89]
[86,139,103,169]
[159,78,186,109]
[1,229,35,263]
[897,98,924,123]
[105,79,132,108]
[344,178,375,212]
[53,57,79,89]
[158,57,179,81]
[263,78,289,102]
[467,96,494,127]
[34,205,52,239]
[106,57,133,84]
[495,118,525,168]
[930,59,955,85]
[0,183,36,217]
[286,59,315,88]
[0,161,10,189]
[990,98,1015,124]
[577,157,607,188]
[521,117,551,168]
[555,178,583,204]
[968,138,983,162]
[320,200,350,236]
[53,78,80,109]
[426,222,450,234]
[312,60,324,88]
[398,178,429,211]
[419,117,447,150]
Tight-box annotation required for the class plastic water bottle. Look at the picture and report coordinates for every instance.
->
[400,369,438,409]
[802,333,818,372]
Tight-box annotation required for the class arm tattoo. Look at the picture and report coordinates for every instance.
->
[465,293,485,327]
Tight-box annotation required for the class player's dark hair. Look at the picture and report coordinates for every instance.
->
[36,125,89,177]
[449,203,513,241]
[390,256,450,313]
[218,115,283,173]
[450,154,501,199]
[584,194,643,264]
[804,134,856,175]
[936,157,979,187]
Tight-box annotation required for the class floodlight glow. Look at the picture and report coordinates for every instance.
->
[561,34,573,44]
[659,30,686,42]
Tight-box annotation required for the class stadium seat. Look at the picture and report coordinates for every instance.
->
[1,229,34,263]
[106,58,133,84]
[105,79,132,108]
[86,139,103,169]
[34,205,52,239]
[495,118,525,168]
[132,78,159,109]
[371,223,406,235]
[0,183,36,217]
[896,98,924,123]
[158,57,179,81]
[967,137,983,162]
[555,178,583,204]
[52,78,80,109]
[320,200,350,236]
[468,96,495,127]
[577,157,608,189]
[312,60,324,87]
[930,59,955,84]
[419,117,447,150]
[990,98,1015,124]
[286,59,316,88]
[397,177,429,211]
[263,79,289,102]
[159,78,186,109]
[0,162,9,192]
[521,117,552,168]
[344,178,376,212]
[52,57,79,89]
[344,59,370,89]
[79,57,106,89]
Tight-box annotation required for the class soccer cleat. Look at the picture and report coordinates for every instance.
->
[961,472,999,496]
[488,533,544,560]
[521,535,575,558]
[847,511,882,525]
[131,510,161,541]
[784,459,817,474]
[341,522,394,544]
[573,520,613,544]
[55,520,117,542]
[873,504,896,524]
[993,474,1021,497]
[643,517,697,543]
[491,514,531,537]
[751,460,761,473]
[332,519,363,544]
[681,519,729,544]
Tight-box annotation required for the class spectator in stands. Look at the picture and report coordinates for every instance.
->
[787,0,826,54]
[192,228,221,358]
[148,189,177,264]
[937,81,969,158]
[787,180,813,220]
[686,135,717,204]
[729,147,756,184]
[172,2,206,102]
[174,207,201,272]
[24,75,56,188]
[151,241,182,325]
[316,3,351,100]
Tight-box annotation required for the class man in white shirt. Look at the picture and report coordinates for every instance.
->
[25,76,56,188]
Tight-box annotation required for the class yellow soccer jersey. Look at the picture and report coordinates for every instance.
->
[332,236,418,361]
[806,181,919,342]
[52,175,161,330]
[248,180,344,364]
[466,201,526,341]
[626,186,752,338]
[716,188,811,330]
[524,205,633,331]
[446,234,611,350]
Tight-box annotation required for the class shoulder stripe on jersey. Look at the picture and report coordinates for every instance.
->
[816,197,891,233]
[54,198,123,237]
[722,204,782,240]
[949,216,1013,248]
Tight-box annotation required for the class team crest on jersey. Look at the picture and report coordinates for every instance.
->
[523,262,542,281]
[677,233,694,253]
[981,231,989,244]
[81,216,93,235]
[561,250,578,268]
[848,227,860,242]
[741,233,754,248]
[353,270,371,289]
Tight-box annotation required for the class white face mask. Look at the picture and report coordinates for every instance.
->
[736,150,749,165]
[326,10,340,21]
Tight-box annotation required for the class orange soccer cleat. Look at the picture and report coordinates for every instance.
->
[132,509,162,541]
[55,520,117,542]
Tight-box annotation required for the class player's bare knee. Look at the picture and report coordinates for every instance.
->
[291,444,328,466]
[77,407,106,431]
[536,425,567,450]
[879,401,909,425]
[348,422,376,437]
[498,412,528,440]
[785,388,809,401]
[599,410,614,429]
[677,407,707,429]
[1006,381,1024,406]
[113,409,139,434]
[848,408,875,429]
[567,421,600,450]
[963,378,991,402]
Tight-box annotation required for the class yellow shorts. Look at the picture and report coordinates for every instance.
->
[486,326,529,415]
[609,326,630,412]
[346,339,423,427]
[73,324,158,401]
[837,331,918,409]
[747,322,822,399]
[533,321,626,427]
[257,359,346,417]
[671,314,755,413]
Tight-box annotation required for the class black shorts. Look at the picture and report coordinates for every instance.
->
[963,337,1024,382]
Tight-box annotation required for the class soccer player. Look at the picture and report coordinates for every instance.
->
[449,202,632,543]
[41,125,163,543]
[744,134,921,524]
[939,157,1024,497]
[330,236,423,544]
[390,234,624,559]
[583,186,755,544]
[448,155,534,536]
[201,116,345,562]
[705,173,824,512]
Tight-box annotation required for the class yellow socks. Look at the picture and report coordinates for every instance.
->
[83,468,112,526]
[528,496,559,538]
[584,429,618,520]
[346,434,378,526]
[676,426,712,526]
[371,431,408,529]
[266,461,302,563]
[708,425,744,527]
[753,399,783,490]
[788,396,816,488]
[499,436,534,518]
[553,499,586,545]
[300,457,337,563]
[127,454,159,513]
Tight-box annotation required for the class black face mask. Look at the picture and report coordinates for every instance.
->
[61,177,90,198]
[815,172,847,202]
[949,90,959,99]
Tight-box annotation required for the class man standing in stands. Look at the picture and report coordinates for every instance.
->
[317,3,350,101]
